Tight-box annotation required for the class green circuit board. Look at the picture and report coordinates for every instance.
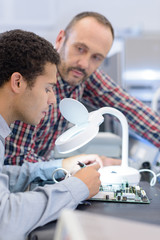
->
[90,182,150,204]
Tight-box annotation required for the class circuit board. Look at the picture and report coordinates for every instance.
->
[90,182,150,204]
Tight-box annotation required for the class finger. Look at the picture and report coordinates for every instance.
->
[111,159,121,165]
[82,154,103,168]
[100,156,121,166]
[90,162,100,170]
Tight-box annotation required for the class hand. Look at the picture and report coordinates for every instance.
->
[100,156,121,166]
[73,163,101,199]
[62,154,121,174]
[62,154,103,173]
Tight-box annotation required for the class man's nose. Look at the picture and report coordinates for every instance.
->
[48,91,56,106]
[77,55,90,69]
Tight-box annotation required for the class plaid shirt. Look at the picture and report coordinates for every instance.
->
[5,69,160,165]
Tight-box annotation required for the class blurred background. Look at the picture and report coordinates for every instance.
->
[1,0,160,171]
[1,0,160,110]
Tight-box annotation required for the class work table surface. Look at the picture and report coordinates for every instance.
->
[28,181,160,240]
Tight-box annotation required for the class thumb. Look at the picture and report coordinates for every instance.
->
[91,162,100,171]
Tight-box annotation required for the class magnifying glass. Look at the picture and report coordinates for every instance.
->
[55,98,140,186]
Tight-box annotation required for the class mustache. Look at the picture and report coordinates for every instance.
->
[68,67,87,77]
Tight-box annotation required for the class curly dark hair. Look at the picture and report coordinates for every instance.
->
[0,29,60,88]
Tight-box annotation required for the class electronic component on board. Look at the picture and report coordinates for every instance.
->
[91,182,150,204]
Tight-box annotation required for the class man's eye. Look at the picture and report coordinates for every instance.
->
[93,55,102,62]
[77,46,84,53]
[46,88,51,93]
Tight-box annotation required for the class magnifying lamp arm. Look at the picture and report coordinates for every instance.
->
[98,107,129,168]
[56,99,140,185]
[88,110,104,127]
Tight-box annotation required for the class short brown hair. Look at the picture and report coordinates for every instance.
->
[65,11,114,39]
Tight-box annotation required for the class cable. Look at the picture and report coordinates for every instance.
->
[139,169,158,186]
[156,173,160,178]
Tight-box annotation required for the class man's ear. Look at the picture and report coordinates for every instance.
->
[10,72,24,93]
[55,30,66,50]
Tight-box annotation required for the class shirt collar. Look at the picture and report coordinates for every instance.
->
[0,114,11,139]
[56,71,84,91]
[56,72,74,89]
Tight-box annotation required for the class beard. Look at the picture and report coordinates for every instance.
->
[58,45,89,86]
[58,63,88,86]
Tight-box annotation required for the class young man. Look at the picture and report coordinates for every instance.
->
[5,12,160,167]
[0,29,101,240]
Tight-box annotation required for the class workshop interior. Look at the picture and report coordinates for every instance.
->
[1,0,160,239]
[1,1,159,169]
